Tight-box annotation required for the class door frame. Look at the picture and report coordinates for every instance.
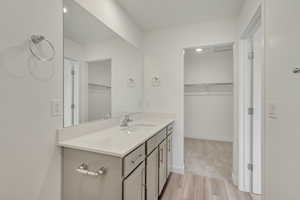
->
[63,57,80,127]
[182,41,235,175]
[238,5,264,194]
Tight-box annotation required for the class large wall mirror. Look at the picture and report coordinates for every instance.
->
[63,0,143,127]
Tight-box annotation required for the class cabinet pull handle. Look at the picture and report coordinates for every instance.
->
[160,148,163,163]
[76,163,106,177]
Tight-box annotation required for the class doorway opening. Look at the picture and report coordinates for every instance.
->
[183,43,235,179]
[87,59,112,122]
[63,58,112,127]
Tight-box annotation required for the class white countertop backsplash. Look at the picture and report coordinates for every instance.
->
[57,113,175,157]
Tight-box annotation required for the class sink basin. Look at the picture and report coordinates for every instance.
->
[120,123,156,134]
[132,123,156,127]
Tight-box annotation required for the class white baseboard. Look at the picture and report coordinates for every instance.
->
[250,193,263,200]
[232,172,238,186]
[171,165,185,174]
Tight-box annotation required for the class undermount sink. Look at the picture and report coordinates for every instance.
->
[132,123,156,127]
[120,123,156,134]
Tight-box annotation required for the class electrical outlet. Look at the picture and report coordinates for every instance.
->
[267,102,278,119]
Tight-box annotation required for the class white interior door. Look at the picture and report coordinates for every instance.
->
[243,27,263,194]
[73,62,79,125]
[64,58,79,127]
[252,26,263,195]
[240,38,253,192]
[64,59,73,127]
[265,1,300,199]
[239,8,263,192]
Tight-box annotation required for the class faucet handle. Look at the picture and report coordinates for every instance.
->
[124,114,133,121]
[120,113,133,127]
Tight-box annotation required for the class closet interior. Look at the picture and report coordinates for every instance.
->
[184,44,234,181]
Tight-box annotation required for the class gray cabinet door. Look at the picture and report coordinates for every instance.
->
[63,148,123,200]
[146,148,159,200]
[158,139,167,195]
[167,135,172,178]
[123,162,145,200]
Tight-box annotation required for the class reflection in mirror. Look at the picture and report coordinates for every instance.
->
[63,0,143,127]
[87,59,111,122]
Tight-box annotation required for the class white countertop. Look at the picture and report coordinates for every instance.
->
[58,118,174,158]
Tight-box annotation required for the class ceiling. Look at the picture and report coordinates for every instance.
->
[63,0,119,45]
[116,0,245,31]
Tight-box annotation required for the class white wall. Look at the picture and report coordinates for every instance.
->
[0,0,63,200]
[143,19,237,172]
[85,38,144,117]
[64,37,85,60]
[264,0,300,199]
[74,0,143,48]
[184,50,233,142]
[184,51,233,83]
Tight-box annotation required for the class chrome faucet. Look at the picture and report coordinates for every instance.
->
[120,114,133,127]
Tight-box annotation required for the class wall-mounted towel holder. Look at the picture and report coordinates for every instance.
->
[293,68,300,74]
[29,35,55,62]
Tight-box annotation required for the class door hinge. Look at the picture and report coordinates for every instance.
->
[71,104,75,109]
[71,70,75,76]
[248,107,254,115]
[248,51,254,60]
[248,163,253,171]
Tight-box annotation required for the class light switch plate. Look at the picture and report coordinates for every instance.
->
[267,102,278,119]
[51,99,62,117]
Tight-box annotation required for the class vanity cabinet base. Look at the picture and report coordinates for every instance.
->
[62,122,174,200]
[63,148,123,200]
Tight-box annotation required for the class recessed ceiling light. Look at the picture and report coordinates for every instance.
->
[196,48,203,52]
[63,7,68,13]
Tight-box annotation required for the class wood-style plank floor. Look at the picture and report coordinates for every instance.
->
[160,173,252,200]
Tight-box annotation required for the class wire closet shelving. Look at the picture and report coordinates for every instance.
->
[184,82,233,96]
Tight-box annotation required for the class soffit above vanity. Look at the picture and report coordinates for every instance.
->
[115,0,245,31]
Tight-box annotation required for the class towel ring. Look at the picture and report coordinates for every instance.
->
[29,35,55,62]
[293,68,300,74]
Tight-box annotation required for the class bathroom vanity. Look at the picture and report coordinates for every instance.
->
[60,2,175,199]
[59,119,174,200]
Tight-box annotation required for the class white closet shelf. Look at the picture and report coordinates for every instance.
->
[184,82,233,96]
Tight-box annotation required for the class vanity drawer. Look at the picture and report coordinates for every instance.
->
[123,144,145,177]
[167,123,174,135]
[146,128,167,155]
[157,128,167,144]
[146,136,157,155]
